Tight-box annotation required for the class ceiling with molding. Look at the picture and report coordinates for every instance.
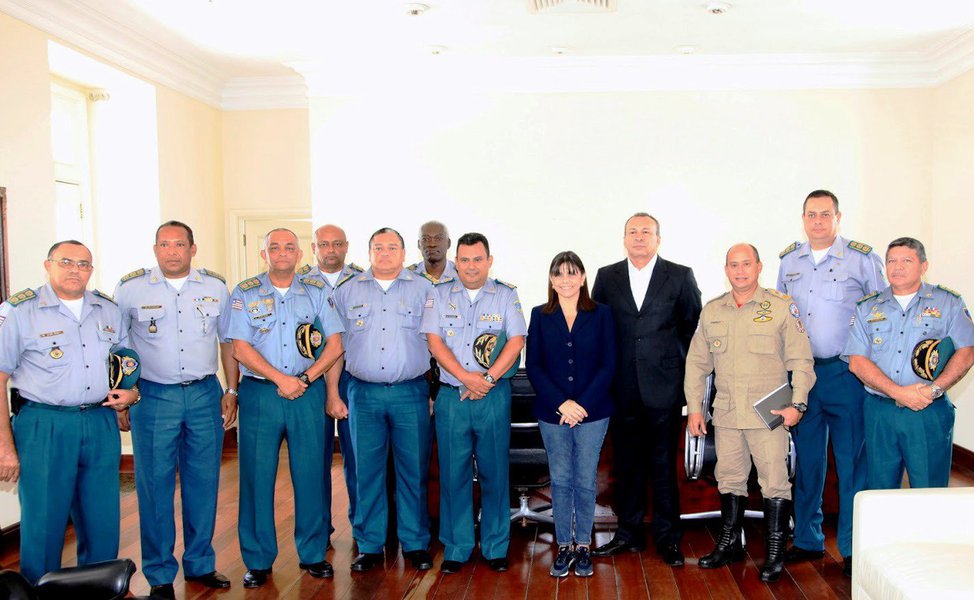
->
[3,0,974,108]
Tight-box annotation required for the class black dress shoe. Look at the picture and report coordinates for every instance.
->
[242,569,272,589]
[784,546,826,563]
[441,560,464,574]
[843,555,853,578]
[486,557,508,572]
[185,570,231,588]
[351,553,384,572]
[300,560,335,578]
[149,584,176,600]
[660,545,685,567]
[403,550,433,570]
[591,537,644,557]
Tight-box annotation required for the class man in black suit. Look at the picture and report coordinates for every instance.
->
[591,212,702,567]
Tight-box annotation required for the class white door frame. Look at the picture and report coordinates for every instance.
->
[225,208,312,287]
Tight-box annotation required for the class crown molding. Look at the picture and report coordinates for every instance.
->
[0,0,224,107]
[3,1,973,107]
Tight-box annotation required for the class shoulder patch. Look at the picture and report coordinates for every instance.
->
[6,288,36,306]
[238,277,261,291]
[937,284,962,298]
[847,240,873,255]
[92,289,116,304]
[349,263,364,273]
[779,242,799,259]
[198,268,226,283]
[296,263,312,275]
[495,278,517,289]
[857,291,880,305]
[767,288,791,301]
[302,277,325,289]
[119,268,146,284]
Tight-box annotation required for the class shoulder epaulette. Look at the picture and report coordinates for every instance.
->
[92,289,116,304]
[296,264,312,276]
[495,279,517,289]
[336,273,356,289]
[349,263,364,273]
[5,288,36,306]
[857,291,880,305]
[198,268,226,283]
[847,240,872,255]
[119,268,147,284]
[706,291,730,306]
[238,277,261,291]
[302,277,325,289]
[779,242,799,259]
[767,288,790,301]
[407,263,419,272]
[937,284,962,298]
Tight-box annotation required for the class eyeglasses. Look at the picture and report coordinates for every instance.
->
[48,258,94,272]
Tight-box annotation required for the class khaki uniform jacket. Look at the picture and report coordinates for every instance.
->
[685,287,816,429]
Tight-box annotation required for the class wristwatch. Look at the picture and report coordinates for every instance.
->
[928,384,945,400]
[792,402,807,413]
[484,372,496,384]
[297,372,311,385]
[225,388,238,397]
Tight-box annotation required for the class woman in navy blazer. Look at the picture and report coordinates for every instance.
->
[526,251,616,578]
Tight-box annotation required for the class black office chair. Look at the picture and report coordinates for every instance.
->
[0,559,147,600]
[507,369,554,526]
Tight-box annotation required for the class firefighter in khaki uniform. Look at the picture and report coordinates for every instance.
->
[685,243,816,582]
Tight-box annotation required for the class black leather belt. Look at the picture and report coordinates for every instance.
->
[814,355,843,366]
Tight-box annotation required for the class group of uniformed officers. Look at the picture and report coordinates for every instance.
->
[0,189,971,596]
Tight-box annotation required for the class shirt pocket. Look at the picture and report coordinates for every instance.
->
[917,315,946,341]
[825,270,853,301]
[746,333,776,355]
[475,312,503,331]
[867,321,893,353]
[439,313,464,330]
[136,306,166,337]
[346,303,372,332]
[398,303,421,329]
[33,332,72,369]
[705,322,728,354]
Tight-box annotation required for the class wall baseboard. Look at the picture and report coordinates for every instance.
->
[953,443,974,475]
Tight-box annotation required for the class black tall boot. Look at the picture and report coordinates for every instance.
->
[699,494,747,569]
[759,497,791,582]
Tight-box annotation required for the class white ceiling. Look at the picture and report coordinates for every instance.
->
[3,0,974,108]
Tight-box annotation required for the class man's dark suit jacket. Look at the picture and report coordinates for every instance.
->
[591,257,702,409]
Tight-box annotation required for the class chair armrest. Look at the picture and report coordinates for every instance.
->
[35,558,136,600]
[853,488,974,556]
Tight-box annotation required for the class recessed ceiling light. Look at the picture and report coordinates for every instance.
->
[676,45,697,55]
[405,3,429,17]
[705,1,731,15]
[551,46,570,55]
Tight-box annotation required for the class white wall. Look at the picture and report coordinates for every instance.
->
[309,88,930,309]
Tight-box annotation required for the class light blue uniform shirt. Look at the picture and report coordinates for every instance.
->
[843,282,974,396]
[777,236,885,358]
[0,284,126,406]
[331,268,433,383]
[297,263,363,298]
[409,260,458,285]
[226,272,343,378]
[420,277,528,387]
[113,267,230,384]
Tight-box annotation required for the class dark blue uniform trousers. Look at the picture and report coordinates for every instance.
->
[864,392,954,490]
[348,376,431,554]
[434,381,511,562]
[13,402,120,584]
[791,359,866,558]
[130,376,224,585]
[334,370,358,536]
[238,377,331,569]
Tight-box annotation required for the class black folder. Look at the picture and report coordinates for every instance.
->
[752,383,793,430]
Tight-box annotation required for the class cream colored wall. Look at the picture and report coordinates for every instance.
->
[931,69,974,451]
[156,86,225,273]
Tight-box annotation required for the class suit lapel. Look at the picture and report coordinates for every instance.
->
[613,261,639,314]
[551,305,572,340]
[639,258,669,314]
[571,307,593,335]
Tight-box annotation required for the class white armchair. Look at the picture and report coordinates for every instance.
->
[853,487,974,600]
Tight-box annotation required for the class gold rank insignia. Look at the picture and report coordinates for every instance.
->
[120,268,146,283]
[239,277,261,291]
[873,336,883,345]
[447,330,456,337]
[867,306,886,323]
[713,339,722,348]
[6,288,36,306]
[148,318,157,334]
[301,277,324,289]
[355,319,365,327]
[754,301,773,323]
[847,240,872,255]
[779,241,799,258]
[198,268,226,283]
[50,347,64,359]
[296,263,312,275]
[857,291,880,305]
[937,284,961,298]
[921,307,942,319]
